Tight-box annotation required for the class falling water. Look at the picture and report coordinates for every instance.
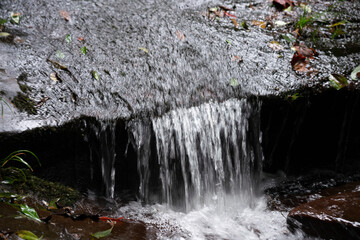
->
[122,98,307,239]
[130,98,263,211]
[86,120,117,198]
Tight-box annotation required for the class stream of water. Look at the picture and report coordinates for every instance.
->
[109,98,308,239]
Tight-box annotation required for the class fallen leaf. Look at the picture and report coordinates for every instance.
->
[17,230,42,240]
[50,72,58,82]
[20,204,41,222]
[230,78,239,87]
[78,37,84,41]
[251,20,266,29]
[275,20,288,26]
[284,6,293,12]
[282,33,296,43]
[231,55,243,62]
[56,50,65,59]
[272,0,294,10]
[65,34,71,43]
[10,12,21,24]
[0,32,10,37]
[329,74,347,90]
[351,65,360,81]
[80,46,87,55]
[175,30,185,41]
[291,52,309,72]
[92,70,100,81]
[327,20,348,28]
[268,41,284,51]
[293,43,318,59]
[91,226,114,239]
[48,198,60,209]
[138,47,149,53]
[231,18,239,28]
[240,21,249,30]
[99,216,124,222]
[224,12,236,18]
[59,10,70,21]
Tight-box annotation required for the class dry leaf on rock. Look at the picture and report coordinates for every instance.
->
[291,52,309,72]
[176,30,185,41]
[251,20,266,29]
[293,43,318,59]
[272,0,294,10]
[59,10,70,21]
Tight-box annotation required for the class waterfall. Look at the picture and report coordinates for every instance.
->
[86,120,117,198]
[130,98,263,212]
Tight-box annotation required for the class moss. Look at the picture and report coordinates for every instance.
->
[0,168,81,206]
[11,92,37,115]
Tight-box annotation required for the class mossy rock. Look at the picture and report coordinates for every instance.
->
[0,168,80,206]
[11,92,37,115]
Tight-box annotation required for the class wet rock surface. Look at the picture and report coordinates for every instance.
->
[287,181,360,240]
[0,0,360,131]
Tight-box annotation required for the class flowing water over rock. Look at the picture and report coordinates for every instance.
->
[96,99,307,239]
[130,99,262,212]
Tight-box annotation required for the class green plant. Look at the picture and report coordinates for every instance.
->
[0,96,12,117]
[1,150,40,181]
[296,10,313,32]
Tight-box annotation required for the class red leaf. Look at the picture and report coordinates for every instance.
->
[99,216,125,223]
[293,43,318,59]
[224,12,236,18]
[272,0,294,10]
[59,10,70,21]
[291,52,309,72]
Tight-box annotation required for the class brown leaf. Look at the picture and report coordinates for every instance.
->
[251,20,266,29]
[268,41,284,51]
[231,18,239,28]
[59,10,70,21]
[291,52,309,72]
[231,55,243,62]
[293,43,318,59]
[175,30,185,41]
[272,0,294,10]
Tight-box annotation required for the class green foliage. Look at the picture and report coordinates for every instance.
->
[91,226,114,239]
[56,50,65,59]
[92,70,100,81]
[0,96,12,117]
[229,78,239,87]
[65,34,71,43]
[17,230,43,240]
[20,204,41,222]
[329,74,348,90]
[351,65,360,81]
[296,11,313,32]
[0,150,40,181]
[10,12,20,24]
[0,18,8,25]
[81,46,87,54]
